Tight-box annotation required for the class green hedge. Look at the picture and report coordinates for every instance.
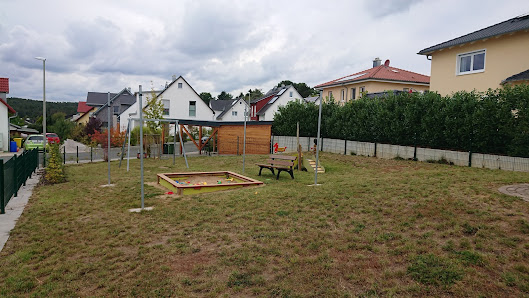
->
[272,84,529,157]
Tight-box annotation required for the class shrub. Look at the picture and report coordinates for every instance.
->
[44,144,65,184]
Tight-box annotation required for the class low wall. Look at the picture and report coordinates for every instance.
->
[272,136,529,172]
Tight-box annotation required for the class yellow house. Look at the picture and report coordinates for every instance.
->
[418,14,529,96]
[314,58,430,104]
[74,101,95,125]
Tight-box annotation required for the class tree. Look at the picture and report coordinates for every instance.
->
[49,112,74,142]
[144,89,164,131]
[276,80,318,98]
[9,116,24,126]
[245,88,264,101]
[199,92,214,105]
[85,117,102,136]
[217,91,233,101]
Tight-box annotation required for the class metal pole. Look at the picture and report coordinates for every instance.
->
[139,85,144,210]
[173,123,176,165]
[63,146,66,164]
[76,146,79,163]
[127,118,131,171]
[314,90,323,185]
[42,59,46,167]
[242,95,248,173]
[107,92,111,185]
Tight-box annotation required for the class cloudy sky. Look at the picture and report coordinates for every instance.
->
[0,0,527,102]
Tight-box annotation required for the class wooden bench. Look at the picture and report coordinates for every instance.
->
[256,155,297,179]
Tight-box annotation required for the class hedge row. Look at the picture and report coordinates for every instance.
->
[272,84,529,157]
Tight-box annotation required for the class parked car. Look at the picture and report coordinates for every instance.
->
[46,133,60,144]
[24,135,46,151]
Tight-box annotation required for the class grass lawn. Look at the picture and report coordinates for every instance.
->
[2,153,529,296]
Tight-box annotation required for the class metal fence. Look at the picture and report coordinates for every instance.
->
[273,135,529,172]
[1,149,39,214]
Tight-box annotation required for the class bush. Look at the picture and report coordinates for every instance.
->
[272,85,529,157]
[44,144,65,184]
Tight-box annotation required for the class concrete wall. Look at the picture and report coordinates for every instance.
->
[429,30,529,96]
[273,135,529,172]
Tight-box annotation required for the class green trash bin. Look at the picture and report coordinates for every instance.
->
[163,143,174,154]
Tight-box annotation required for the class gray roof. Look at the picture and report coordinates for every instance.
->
[86,92,118,106]
[418,14,529,55]
[215,99,249,120]
[502,69,529,84]
[92,88,135,116]
[210,99,235,112]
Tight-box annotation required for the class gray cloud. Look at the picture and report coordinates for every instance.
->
[365,0,423,17]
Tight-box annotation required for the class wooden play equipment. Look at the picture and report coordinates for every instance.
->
[157,171,263,195]
[256,155,297,179]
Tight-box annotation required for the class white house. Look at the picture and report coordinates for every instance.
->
[211,98,250,121]
[119,90,161,131]
[1,78,15,152]
[120,76,214,131]
[250,85,304,121]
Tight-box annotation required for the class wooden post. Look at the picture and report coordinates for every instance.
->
[297,122,301,171]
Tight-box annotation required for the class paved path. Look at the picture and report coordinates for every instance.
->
[498,184,529,202]
[0,171,41,252]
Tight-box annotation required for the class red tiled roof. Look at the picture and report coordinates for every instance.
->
[77,101,94,113]
[0,98,16,114]
[0,78,9,93]
[315,61,430,88]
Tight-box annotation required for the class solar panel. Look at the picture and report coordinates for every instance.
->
[277,89,286,95]
[269,96,279,104]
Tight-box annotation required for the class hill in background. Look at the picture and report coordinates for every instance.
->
[6,97,77,122]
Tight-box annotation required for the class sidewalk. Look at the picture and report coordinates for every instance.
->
[0,171,41,252]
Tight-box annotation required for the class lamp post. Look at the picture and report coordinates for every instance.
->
[35,57,46,167]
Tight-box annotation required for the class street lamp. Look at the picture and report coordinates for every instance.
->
[35,57,46,166]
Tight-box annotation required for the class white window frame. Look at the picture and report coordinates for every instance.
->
[162,99,170,116]
[178,82,183,88]
[232,110,237,116]
[456,49,486,76]
[289,91,293,97]
[189,101,196,117]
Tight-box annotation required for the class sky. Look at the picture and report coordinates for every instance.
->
[0,0,527,103]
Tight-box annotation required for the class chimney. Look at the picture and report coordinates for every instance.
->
[172,75,177,81]
[384,59,390,67]
[127,87,131,92]
[373,57,381,68]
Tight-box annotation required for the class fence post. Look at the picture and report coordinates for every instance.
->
[237,136,239,155]
[77,146,79,163]
[374,142,377,158]
[320,137,323,152]
[13,155,18,197]
[63,146,66,164]
[90,146,93,162]
[468,137,472,167]
[22,151,27,186]
[344,139,347,155]
[0,160,4,214]
[43,149,46,168]
[413,132,418,161]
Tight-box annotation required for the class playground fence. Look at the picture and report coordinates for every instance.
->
[1,149,39,214]
[272,135,529,172]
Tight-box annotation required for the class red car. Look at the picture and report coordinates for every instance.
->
[46,133,60,144]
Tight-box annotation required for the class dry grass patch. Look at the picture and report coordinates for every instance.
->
[1,153,529,296]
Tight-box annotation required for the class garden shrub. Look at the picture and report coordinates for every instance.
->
[44,144,65,184]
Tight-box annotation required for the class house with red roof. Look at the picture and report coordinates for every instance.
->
[73,101,96,125]
[250,85,303,121]
[1,78,16,152]
[314,58,430,104]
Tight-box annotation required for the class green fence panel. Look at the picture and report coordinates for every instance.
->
[1,149,39,214]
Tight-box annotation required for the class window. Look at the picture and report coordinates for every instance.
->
[457,49,485,75]
[341,89,345,102]
[328,91,333,101]
[351,88,356,100]
[178,82,183,88]
[113,106,119,114]
[232,111,237,116]
[163,99,170,116]
[189,101,196,117]
[359,86,365,96]
[289,91,293,97]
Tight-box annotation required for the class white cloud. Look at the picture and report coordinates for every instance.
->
[0,0,526,102]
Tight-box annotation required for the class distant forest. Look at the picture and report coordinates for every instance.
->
[6,97,77,122]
